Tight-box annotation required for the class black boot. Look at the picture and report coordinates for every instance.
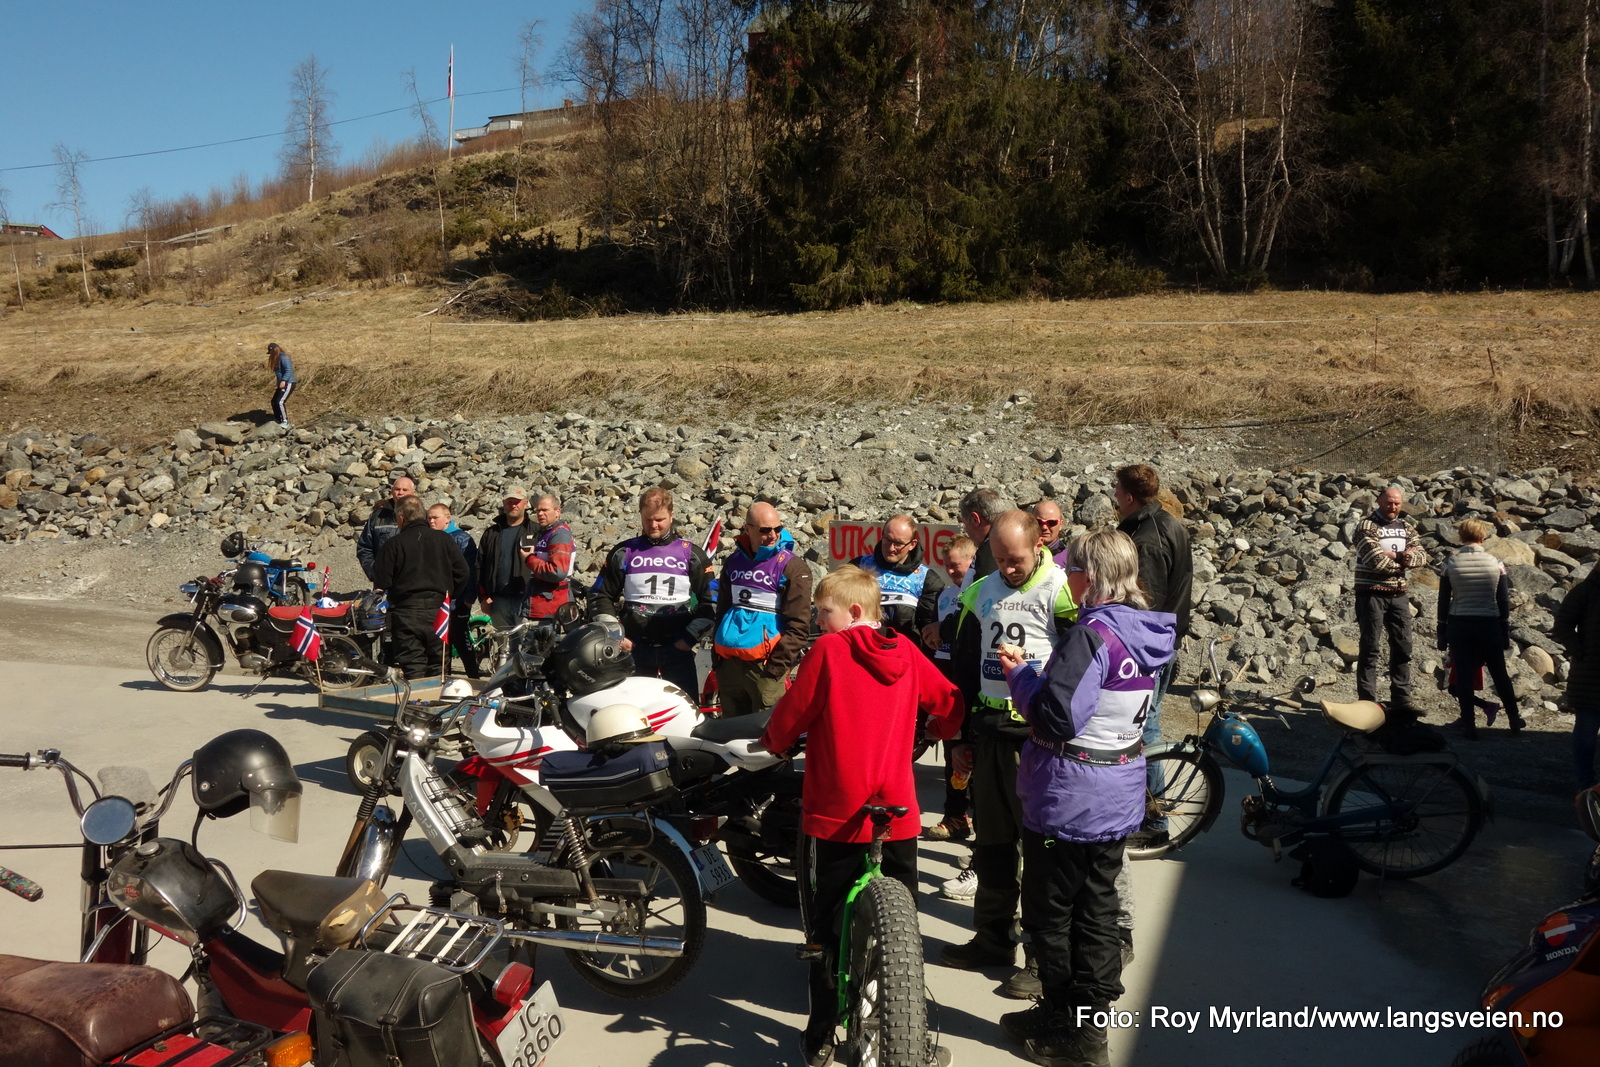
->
[1025,1021,1109,1067]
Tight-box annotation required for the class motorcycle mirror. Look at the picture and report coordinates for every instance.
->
[1295,675,1318,695]
[81,796,138,846]
[554,602,583,628]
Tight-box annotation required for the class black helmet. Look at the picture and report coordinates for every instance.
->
[554,622,633,697]
[220,532,245,558]
[233,562,268,591]
[191,729,302,842]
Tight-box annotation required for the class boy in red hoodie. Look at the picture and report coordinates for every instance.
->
[761,564,964,1067]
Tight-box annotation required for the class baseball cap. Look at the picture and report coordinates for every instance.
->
[503,486,530,502]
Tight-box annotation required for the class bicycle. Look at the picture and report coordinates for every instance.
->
[800,803,936,1067]
[1129,635,1490,878]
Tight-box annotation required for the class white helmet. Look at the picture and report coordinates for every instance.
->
[587,703,662,748]
[440,679,474,700]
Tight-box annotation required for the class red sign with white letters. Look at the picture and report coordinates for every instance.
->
[826,521,963,571]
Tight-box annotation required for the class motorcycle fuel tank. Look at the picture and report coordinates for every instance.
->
[1205,712,1270,777]
[107,838,240,944]
[467,702,579,786]
[567,675,697,740]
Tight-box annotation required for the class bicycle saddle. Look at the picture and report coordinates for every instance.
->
[860,804,910,818]
[1319,699,1385,734]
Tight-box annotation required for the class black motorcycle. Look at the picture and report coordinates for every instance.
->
[145,564,380,693]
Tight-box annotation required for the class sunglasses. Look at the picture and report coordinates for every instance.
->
[1039,519,1062,528]
[749,524,784,535]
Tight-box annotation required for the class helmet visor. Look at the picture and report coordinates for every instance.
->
[249,787,301,843]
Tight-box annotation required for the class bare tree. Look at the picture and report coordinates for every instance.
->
[402,68,449,259]
[125,187,161,290]
[0,182,23,309]
[512,19,545,223]
[1125,0,1328,279]
[282,56,338,202]
[49,144,92,300]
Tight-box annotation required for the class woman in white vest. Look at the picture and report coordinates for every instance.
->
[1437,517,1523,738]
[993,528,1176,1067]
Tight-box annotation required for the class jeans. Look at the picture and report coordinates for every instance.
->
[1575,706,1600,788]
[1356,591,1415,705]
[1142,661,1174,831]
[484,594,524,633]
[1021,829,1126,1013]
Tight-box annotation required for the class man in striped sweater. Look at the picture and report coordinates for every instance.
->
[1354,487,1430,716]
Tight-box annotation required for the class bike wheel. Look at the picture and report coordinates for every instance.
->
[1127,749,1222,860]
[345,731,389,793]
[286,576,313,606]
[845,876,926,1067]
[1323,763,1483,878]
[316,635,371,691]
[555,835,706,999]
[145,626,216,692]
[726,790,803,907]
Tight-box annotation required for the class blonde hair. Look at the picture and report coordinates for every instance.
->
[1071,528,1150,609]
[816,564,883,623]
[1457,518,1492,545]
[946,534,977,560]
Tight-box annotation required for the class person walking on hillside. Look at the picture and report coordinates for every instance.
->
[428,501,482,679]
[1354,486,1429,717]
[357,476,416,581]
[478,487,533,631]
[1437,518,1522,740]
[856,514,947,647]
[713,502,813,717]
[591,487,715,699]
[266,342,296,429]
[1556,566,1600,787]
[373,495,469,680]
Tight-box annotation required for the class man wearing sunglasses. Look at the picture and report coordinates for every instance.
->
[1032,499,1068,561]
[713,502,814,716]
[855,514,948,648]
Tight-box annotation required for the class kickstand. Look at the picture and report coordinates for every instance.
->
[237,674,272,701]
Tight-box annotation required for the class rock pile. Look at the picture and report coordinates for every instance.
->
[1,405,1593,709]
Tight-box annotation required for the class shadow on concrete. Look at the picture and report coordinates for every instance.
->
[256,700,378,730]
[118,678,307,699]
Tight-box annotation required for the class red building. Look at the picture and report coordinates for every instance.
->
[1,222,63,239]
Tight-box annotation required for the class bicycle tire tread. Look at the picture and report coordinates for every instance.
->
[849,877,926,1067]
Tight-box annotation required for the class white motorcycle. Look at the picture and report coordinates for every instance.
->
[336,658,707,1000]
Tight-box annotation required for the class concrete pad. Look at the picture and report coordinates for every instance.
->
[0,661,1589,1065]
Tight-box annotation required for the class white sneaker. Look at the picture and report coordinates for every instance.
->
[940,865,978,901]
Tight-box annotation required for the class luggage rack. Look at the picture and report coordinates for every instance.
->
[108,1015,275,1066]
[357,895,506,974]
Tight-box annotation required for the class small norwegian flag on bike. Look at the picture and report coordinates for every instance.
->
[433,595,453,640]
[291,606,321,661]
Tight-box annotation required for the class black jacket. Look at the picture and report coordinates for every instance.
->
[591,534,715,647]
[1118,500,1193,636]
[861,541,949,643]
[477,516,532,597]
[356,504,400,581]
[373,523,469,602]
[1556,569,1600,710]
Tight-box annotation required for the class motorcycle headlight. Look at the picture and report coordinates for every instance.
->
[1190,689,1221,714]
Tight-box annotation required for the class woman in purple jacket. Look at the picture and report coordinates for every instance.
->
[995,528,1176,1067]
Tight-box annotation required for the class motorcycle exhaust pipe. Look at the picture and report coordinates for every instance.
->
[502,928,684,957]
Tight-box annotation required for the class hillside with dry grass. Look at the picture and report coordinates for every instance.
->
[3,147,1600,472]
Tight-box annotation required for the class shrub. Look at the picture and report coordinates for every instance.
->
[91,248,139,271]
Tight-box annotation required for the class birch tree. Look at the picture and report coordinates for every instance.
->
[0,182,22,309]
[1125,0,1328,279]
[49,144,92,300]
[282,56,338,202]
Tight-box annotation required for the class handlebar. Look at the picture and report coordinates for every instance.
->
[0,866,43,902]
[0,753,34,769]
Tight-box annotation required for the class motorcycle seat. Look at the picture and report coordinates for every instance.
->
[267,559,298,570]
[251,870,389,951]
[691,706,774,745]
[266,604,350,621]
[0,954,192,1067]
[1320,699,1386,734]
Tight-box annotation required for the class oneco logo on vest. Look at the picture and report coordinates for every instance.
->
[627,553,690,571]
[730,567,779,588]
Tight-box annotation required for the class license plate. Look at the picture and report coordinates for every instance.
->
[690,842,739,895]
[494,981,564,1067]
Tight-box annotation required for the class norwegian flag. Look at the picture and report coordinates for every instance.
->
[291,606,321,661]
[321,563,331,597]
[702,516,723,556]
[433,594,453,640]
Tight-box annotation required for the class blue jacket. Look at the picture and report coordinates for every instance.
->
[1006,603,1176,843]
[713,528,812,673]
[444,521,478,607]
[274,351,297,384]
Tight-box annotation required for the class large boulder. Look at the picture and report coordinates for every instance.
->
[197,422,246,446]
[1484,536,1537,568]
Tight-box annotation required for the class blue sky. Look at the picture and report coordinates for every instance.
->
[0,1,592,234]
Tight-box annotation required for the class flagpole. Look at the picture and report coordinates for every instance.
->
[447,45,455,161]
